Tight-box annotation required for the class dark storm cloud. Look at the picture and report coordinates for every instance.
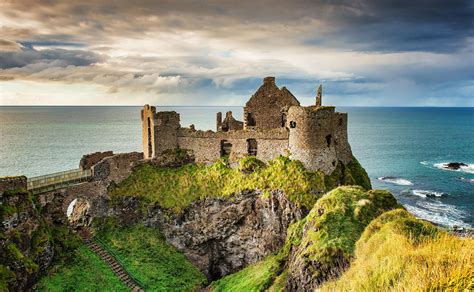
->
[0,45,104,69]
[311,0,474,53]
[0,0,472,105]
[3,0,472,53]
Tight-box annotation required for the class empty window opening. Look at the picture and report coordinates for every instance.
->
[281,113,287,127]
[338,118,343,126]
[246,112,256,127]
[220,140,232,157]
[325,134,332,147]
[289,121,297,128]
[247,139,257,156]
[147,117,152,158]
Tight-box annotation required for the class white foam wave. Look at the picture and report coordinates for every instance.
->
[405,201,469,228]
[460,177,474,184]
[411,189,446,198]
[377,176,413,185]
[433,162,474,174]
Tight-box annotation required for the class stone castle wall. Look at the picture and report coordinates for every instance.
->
[79,151,114,170]
[243,77,300,130]
[142,77,354,173]
[177,127,289,164]
[0,176,27,194]
[287,106,352,174]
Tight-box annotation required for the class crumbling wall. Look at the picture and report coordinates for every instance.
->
[177,128,289,165]
[219,111,243,132]
[79,151,114,170]
[154,111,180,154]
[244,77,300,130]
[288,106,352,174]
[92,152,144,184]
[141,104,157,159]
[0,176,27,194]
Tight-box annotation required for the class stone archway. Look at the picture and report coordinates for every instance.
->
[66,197,91,228]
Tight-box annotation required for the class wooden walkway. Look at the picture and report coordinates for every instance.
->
[80,228,146,292]
[27,168,92,194]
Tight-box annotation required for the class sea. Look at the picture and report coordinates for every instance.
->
[0,106,473,228]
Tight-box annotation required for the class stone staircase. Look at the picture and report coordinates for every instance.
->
[80,228,145,292]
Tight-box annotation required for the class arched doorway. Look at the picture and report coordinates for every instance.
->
[66,197,91,228]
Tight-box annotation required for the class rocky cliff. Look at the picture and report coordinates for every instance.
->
[109,189,303,280]
[0,189,80,291]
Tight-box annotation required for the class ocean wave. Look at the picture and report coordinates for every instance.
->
[377,176,413,185]
[405,201,469,228]
[405,205,471,228]
[411,189,446,198]
[460,177,474,184]
[433,162,474,174]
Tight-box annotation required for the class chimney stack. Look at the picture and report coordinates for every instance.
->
[316,84,322,106]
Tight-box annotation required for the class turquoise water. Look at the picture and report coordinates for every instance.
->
[0,106,472,228]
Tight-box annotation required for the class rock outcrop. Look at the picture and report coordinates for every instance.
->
[111,189,304,280]
[0,189,80,291]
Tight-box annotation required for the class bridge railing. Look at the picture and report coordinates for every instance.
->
[27,168,92,191]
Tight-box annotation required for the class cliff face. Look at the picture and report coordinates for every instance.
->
[0,190,80,291]
[111,189,304,280]
[105,153,373,281]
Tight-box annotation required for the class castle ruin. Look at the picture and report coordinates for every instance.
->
[141,77,353,174]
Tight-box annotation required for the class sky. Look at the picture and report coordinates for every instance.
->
[0,0,473,106]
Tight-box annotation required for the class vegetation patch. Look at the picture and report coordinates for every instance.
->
[95,224,206,291]
[0,189,81,290]
[110,155,369,213]
[212,219,306,291]
[321,209,474,291]
[35,245,127,291]
[212,186,399,290]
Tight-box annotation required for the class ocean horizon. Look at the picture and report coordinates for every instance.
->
[1,106,473,228]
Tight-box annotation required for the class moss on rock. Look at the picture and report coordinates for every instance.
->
[212,186,399,291]
[110,156,371,214]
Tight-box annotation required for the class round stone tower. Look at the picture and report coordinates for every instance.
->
[287,106,339,174]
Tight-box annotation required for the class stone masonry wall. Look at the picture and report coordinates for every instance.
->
[244,77,300,130]
[0,176,27,194]
[177,127,289,164]
[287,106,352,174]
[79,151,114,170]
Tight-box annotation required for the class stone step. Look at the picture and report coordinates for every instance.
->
[82,237,145,291]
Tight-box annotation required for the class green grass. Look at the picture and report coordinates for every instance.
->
[96,224,206,291]
[321,209,474,291]
[212,186,399,291]
[36,245,128,292]
[110,156,370,213]
[212,219,306,291]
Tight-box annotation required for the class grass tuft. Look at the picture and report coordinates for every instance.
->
[110,156,370,213]
[321,209,474,291]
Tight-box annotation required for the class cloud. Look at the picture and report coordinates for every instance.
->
[0,0,472,105]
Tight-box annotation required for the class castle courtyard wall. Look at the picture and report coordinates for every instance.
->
[177,128,289,164]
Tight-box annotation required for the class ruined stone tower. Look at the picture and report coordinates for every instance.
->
[142,77,353,174]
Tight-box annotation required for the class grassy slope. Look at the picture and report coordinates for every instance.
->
[321,209,474,291]
[37,225,206,291]
[96,224,206,291]
[110,156,369,213]
[35,245,127,291]
[212,186,399,291]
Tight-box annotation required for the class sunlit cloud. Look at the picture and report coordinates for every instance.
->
[0,0,472,106]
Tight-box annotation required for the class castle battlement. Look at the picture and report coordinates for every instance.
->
[142,77,353,174]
